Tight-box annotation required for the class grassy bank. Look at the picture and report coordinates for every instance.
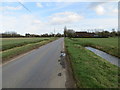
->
[72,37,119,58]
[1,37,56,63]
[65,38,119,88]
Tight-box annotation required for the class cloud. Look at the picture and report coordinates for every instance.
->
[17,0,25,4]
[0,6,22,11]
[0,13,117,35]
[89,2,105,15]
[36,2,43,8]
[0,14,48,34]
[75,18,118,31]
[49,12,83,25]
[32,20,42,24]
[93,5,105,15]
[89,2,105,8]
[112,8,118,13]
[64,18,118,32]
[89,2,118,15]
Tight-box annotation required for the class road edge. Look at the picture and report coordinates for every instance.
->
[64,39,77,88]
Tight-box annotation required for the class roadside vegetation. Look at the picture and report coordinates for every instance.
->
[1,37,56,63]
[65,38,119,88]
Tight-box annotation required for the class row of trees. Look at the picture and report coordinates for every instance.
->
[64,27,75,38]
[64,26,120,38]
[1,28,119,38]
[96,29,120,37]
[25,33,63,37]
[1,31,23,38]
[0,31,63,38]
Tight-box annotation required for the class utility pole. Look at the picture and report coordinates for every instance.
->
[87,29,89,33]
[54,28,55,37]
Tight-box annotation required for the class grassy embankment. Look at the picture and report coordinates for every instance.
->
[73,37,119,58]
[65,38,119,88]
[1,37,57,63]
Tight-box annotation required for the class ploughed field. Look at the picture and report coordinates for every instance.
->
[1,38,55,62]
[65,37,119,88]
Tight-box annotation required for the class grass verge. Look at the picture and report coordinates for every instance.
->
[65,38,119,88]
[1,38,57,63]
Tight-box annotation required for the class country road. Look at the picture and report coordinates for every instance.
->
[2,38,66,88]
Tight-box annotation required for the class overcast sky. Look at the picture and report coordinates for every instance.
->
[0,2,118,35]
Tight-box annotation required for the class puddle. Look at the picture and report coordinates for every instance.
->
[58,73,62,76]
[85,47,120,67]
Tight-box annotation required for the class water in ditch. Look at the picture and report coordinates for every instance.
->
[85,47,120,67]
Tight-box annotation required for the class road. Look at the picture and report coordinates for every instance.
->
[2,38,66,88]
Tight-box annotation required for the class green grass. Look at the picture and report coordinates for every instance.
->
[1,37,56,63]
[65,38,119,88]
[1,38,50,51]
[71,37,119,58]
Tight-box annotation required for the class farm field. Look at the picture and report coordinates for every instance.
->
[65,38,119,88]
[1,37,56,63]
[72,37,119,58]
[1,38,50,51]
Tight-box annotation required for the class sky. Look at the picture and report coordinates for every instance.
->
[0,1,118,35]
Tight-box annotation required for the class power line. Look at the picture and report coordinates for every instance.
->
[18,1,31,13]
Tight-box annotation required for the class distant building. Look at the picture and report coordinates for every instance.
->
[75,32,98,38]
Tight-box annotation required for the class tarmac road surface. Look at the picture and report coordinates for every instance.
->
[2,38,66,88]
